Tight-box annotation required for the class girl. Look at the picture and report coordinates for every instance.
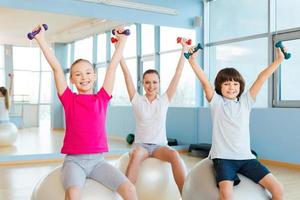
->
[119,38,189,194]
[187,46,285,200]
[33,25,137,200]
[0,73,13,123]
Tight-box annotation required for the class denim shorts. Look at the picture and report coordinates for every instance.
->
[212,158,270,186]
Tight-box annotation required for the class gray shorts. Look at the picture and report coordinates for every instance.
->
[133,143,164,156]
[61,153,127,191]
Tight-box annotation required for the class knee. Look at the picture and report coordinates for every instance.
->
[131,146,146,160]
[119,181,136,197]
[219,187,232,200]
[169,150,180,163]
[65,186,81,200]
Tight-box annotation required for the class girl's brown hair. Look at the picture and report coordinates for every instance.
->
[214,67,245,99]
[0,87,9,110]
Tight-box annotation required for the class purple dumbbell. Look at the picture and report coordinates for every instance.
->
[27,24,48,40]
[112,29,130,36]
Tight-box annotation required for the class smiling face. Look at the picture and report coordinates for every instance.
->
[143,72,160,97]
[214,68,245,99]
[221,80,240,100]
[70,60,96,94]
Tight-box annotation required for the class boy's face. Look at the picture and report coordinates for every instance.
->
[221,80,240,100]
[143,73,159,96]
[70,61,96,94]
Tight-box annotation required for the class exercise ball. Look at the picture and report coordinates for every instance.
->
[182,158,271,200]
[32,166,122,200]
[115,153,183,200]
[0,122,18,146]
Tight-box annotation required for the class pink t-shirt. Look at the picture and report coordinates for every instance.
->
[58,87,112,154]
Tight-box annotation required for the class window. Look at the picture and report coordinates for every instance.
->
[74,37,93,62]
[273,34,300,107]
[97,33,107,63]
[142,24,155,55]
[209,38,269,107]
[275,1,300,31]
[111,58,137,105]
[209,0,268,42]
[0,45,4,86]
[160,26,196,106]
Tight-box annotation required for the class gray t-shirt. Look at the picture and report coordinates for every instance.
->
[209,92,256,160]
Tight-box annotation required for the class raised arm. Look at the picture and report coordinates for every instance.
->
[249,47,284,100]
[8,73,13,96]
[33,25,67,95]
[102,29,127,96]
[120,57,136,101]
[165,38,188,101]
[188,48,214,102]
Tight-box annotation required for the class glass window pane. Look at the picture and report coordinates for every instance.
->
[0,69,4,86]
[39,105,51,129]
[112,58,137,105]
[0,45,4,67]
[279,39,300,100]
[13,47,40,71]
[142,24,155,55]
[160,51,196,106]
[74,37,93,62]
[209,0,268,42]
[40,72,52,103]
[143,60,155,73]
[209,38,268,107]
[14,71,39,103]
[160,26,196,52]
[97,67,106,89]
[97,33,107,63]
[276,1,300,31]
[41,51,51,71]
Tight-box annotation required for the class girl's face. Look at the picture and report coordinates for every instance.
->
[143,73,159,96]
[221,80,240,100]
[70,62,96,94]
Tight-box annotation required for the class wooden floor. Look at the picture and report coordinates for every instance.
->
[0,128,299,199]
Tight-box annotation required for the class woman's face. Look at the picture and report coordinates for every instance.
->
[143,73,159,96]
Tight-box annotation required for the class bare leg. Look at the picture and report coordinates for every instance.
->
[152,146,186,194]
[65,186,81,200]
[218,180,234,200]
[259,173,284,200]
[117,180,138,200]
[126,145,149,184]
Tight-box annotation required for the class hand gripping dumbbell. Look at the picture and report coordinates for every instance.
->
[111,29,131,43]
[27,24,48,40]
[184,43,203,59]
[177,37,192,45]
[275,41,291,60]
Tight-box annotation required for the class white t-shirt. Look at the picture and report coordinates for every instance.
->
[209,92,256,160]
[0,97,9,122]
[131,93,169,145]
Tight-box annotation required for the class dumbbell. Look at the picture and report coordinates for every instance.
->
[111,37,118,43]
[112,29,131,36]
[177,37,192,45]
[27,24,48,40]
[126,133,135,145]
[184,43,203,59]
[275,41,291,60]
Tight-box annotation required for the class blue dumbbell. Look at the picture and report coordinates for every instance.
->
[184,43,203,59]
[27,24,48,40]
[275,41,291,60]
[112,29,130,36]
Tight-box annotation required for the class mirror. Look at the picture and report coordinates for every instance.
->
[0,7,128,161]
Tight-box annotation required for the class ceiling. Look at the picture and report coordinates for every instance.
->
[0,7,124,46]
